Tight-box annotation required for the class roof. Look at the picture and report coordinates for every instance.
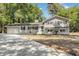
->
[43,15,69,23]
[5,22,42,27]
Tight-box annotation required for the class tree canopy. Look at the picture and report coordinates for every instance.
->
[0,3,44,24]
[0,3,44,33]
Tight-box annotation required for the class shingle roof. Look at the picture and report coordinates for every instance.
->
[43,15,69,23]
[5,22,42,27]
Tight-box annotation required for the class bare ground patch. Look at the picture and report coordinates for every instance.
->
[23,35,79,56]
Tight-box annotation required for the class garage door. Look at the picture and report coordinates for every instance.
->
[7,27,19,34]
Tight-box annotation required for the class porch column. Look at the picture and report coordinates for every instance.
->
[37,26,42,34]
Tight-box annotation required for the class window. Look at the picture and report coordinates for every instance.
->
[41,26,43,29]
[50,22,53,24]
[29,31,31,34]
[35,27,38,30]
[60,29,65,32]
[50,29,52,32]
[48,29,49,32]
[31,26,38,30]
[47,22,53,24]
[48,29,52,32]
[64,21,67,24]
[28,27,31,29]
[57,21,63,25]
[21,26,25,30]
[48,22,49,24]
[58,21,60,25]
[32,27,34,29]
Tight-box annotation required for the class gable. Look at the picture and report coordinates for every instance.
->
[44,17,67,25]
[43,16,69,27]
[43,15,68,24]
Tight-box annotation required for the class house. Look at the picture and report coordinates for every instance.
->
[43,15,69,34]
[5,15,69,35]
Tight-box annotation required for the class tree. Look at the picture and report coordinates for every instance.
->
[48,3,64,15]
[14,3,44,23]
[68,6,79,32]
[0,4,8,33]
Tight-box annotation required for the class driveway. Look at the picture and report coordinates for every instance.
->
[0,34,71,56]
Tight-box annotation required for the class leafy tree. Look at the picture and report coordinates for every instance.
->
[14,3,44,23]
[68,6,79,32]
[48,3,64,15]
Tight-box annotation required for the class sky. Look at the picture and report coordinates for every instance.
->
[37,3,79,19]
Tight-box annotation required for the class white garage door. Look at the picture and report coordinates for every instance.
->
[7,27,20,34]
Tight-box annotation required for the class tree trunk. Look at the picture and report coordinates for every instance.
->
[2,23,4,33]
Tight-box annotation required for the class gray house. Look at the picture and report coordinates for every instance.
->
[5,15,69,35]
